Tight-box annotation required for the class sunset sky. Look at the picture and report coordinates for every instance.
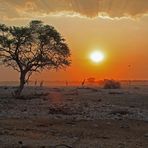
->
[0,0,148,81]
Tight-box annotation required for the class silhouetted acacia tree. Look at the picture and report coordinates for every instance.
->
[0,20,71,97]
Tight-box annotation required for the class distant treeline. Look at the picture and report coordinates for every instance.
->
[0,80,148,87]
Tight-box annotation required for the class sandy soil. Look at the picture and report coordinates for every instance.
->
[0,85,148,148]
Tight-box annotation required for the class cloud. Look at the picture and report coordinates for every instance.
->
[0,0,148,20]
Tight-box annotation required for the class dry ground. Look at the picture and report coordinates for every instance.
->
[0,85,148,148]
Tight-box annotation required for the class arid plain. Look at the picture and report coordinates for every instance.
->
[0,83,148,148]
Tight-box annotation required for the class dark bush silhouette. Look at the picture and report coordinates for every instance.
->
[103,79,121,89]
[87,77,95,84]
[0,20,71,97]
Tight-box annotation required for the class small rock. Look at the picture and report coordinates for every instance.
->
[18,141,23,145]
[98,99,102,102]
[120,124,129,129]
[101,136,110,139]
[67,98,73,101]
[43,98,47,101]
[23,108,27,112]
[118,143,126,148]
[107,122,111,125]
[144,133,148,137]
[93,124,98,128]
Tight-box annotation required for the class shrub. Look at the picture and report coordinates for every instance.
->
[103,79,121,89]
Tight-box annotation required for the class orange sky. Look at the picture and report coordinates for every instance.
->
[0,0,148,81]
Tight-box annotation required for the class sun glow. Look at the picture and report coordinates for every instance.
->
[90,51,105,63]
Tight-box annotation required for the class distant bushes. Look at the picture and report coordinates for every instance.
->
[103,79,121,89]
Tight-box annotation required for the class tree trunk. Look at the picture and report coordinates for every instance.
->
[15,72,26,98]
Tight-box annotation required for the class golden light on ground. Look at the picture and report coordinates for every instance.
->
[90,51,105,63]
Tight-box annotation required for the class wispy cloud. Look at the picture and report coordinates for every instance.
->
[0,0,148,20]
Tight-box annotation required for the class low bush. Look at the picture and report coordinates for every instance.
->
[103,79,121,89]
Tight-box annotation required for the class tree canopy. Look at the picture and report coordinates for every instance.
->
[0,20,71,96]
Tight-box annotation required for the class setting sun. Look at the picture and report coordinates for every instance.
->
[0,1,148,147]
[90,51,105,63]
